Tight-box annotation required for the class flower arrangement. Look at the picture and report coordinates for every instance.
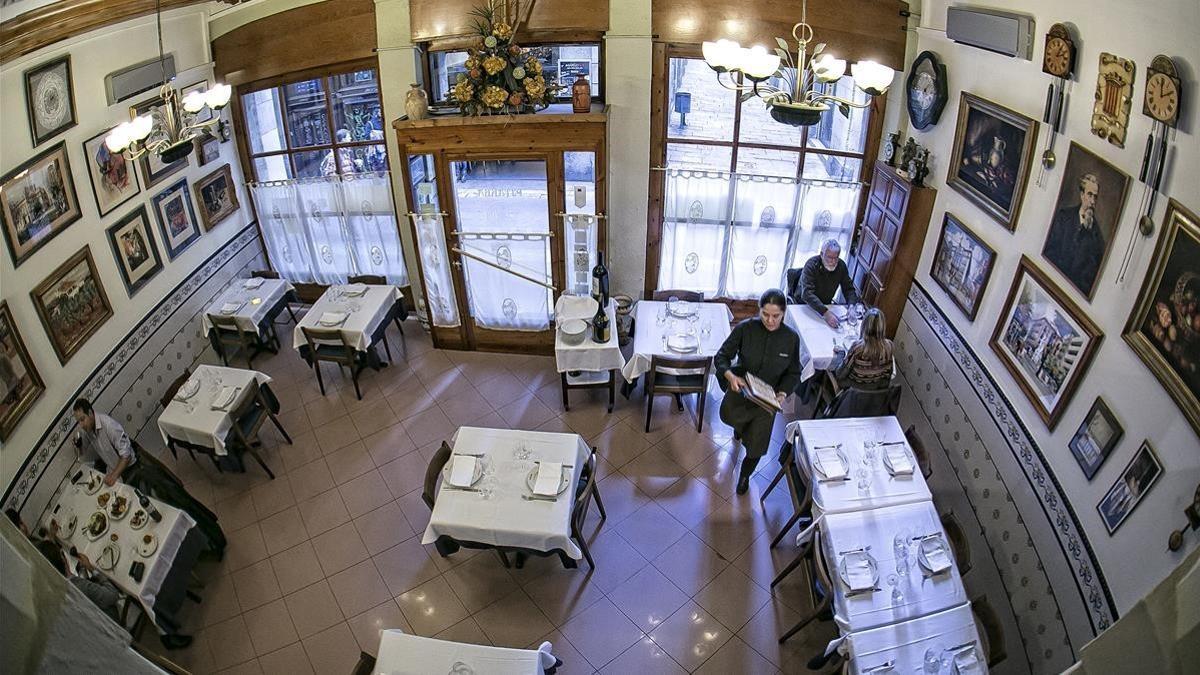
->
[452,0,560,116]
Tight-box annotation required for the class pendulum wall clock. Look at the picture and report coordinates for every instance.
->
[1036,23,1077,186]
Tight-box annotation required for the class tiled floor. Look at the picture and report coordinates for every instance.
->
[137,320,839,674]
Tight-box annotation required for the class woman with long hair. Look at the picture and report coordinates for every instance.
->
[830,307,894,390]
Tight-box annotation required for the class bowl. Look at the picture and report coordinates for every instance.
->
[559,319,588,345]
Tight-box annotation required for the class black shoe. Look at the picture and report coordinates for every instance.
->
[736,475,750,495]
[160,634,193,650]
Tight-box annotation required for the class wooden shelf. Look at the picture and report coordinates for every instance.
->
[394,103,608,130]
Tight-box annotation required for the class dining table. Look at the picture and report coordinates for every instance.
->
[374,630,557,674]
[621,299,733,383]
[200,276,294,337]
[844,604,987,675]
[420,426,589,562]
[292,283,402,357]
[156,364,272,456]
[785,303,862,382]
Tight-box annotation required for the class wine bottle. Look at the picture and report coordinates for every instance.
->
[592,300,610,344]
[591,250,609,307]
[136,488,163,523]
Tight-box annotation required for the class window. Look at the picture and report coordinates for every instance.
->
[429,44,601,104]
[241,67,388,181]
[658,56,872,299]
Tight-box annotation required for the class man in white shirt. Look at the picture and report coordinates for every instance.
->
[73,401,136,487]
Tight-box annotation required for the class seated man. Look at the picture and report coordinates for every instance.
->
[72,398,226,557]
[790,238,859,328]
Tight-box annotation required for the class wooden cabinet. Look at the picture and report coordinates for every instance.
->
[848,161,936,337]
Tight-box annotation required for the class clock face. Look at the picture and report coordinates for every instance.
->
[1043,36,1073,77]
[905,52,946,130]
[1144,72,1180,123]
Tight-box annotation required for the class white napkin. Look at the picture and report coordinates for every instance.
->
[318,311,348,326]
[220,301,243,315]
[243,277,264,289]
[533,461,562,496]
[210,385,239,411]
[342,284,368,297]
[921,538,953,574]
[815,447,847,479]
[953,646,981,674]
[843,553,875,591]
[885,445,914,475]
[447,456,477,488]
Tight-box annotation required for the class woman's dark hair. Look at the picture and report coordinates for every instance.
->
[72,398,93,415]
[36,540,67,575]
[4,508,21,527]
[759,288,787,311]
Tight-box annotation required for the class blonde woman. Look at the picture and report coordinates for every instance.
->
[830,307,894,391]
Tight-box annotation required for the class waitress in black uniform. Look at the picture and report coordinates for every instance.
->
[715,288,801,495]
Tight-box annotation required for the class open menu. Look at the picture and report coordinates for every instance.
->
[742,372,782,413]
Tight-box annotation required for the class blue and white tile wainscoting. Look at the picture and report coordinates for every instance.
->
[4,224,266,527]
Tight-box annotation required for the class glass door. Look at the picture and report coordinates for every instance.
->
[448,158,556,349]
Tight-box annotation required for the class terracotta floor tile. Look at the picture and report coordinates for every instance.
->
[257,642,314,675]
[360,422,416,466]
[201,615,257,671]
[347,600,410,655]
[312,415,361,454]
[337,469,392,518]
[473,588,555,648]
[232,558,283,610]
[250,474,296,520]
[648,601,732,671]
[323,442,376,485]
[600,637,687,675]
[288,457,335,503]
[296,488,351,537]
[442,551,517,613]
[352,501,413,555]
[311,522,369,576]
[327,559,391,618]
[395,576,470,637]
[270,540,326,597]
[373,536,442,596]
[284,579,344,639]
[223,523,269,572]
[243,598,299,656]
[300,622,361,675]
[259,506,310,556]
[559,597,645,670]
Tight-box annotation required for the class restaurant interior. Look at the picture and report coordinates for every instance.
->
[1,0,1197,673]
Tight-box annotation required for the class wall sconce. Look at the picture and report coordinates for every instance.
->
[1167,483,1200,552]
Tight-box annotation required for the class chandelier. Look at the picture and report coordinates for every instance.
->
[701,0,895,127]
[105,0,232,163]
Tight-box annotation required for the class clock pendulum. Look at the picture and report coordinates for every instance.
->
[1117,55,1182,283]
[1036,24,1077,188]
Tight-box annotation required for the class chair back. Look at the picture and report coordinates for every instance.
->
[423,442,453,509]
[970,594,1007,667]
[209,313,253,344]
[647,355,713,393]
[571,451,599,535]
[301,326,356,363]
[785,268,802,301]
[651,289,704,302]
[903,424,933,479]
[251,270,280,279]
[347,274,386,285]
[820,384,901,419]
[939,510,972,575]
[810,529,835,597]
[160,368,192,409]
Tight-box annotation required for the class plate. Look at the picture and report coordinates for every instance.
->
[882,445,914,476]
[85,512,108,540]
[917,535,953,574]
[813,446,849,481]
[97,543,120,571]
[667,300,697,318]
[176,378,200,401]
[837,551,878,592]
[137,533,159,558]
[666,333,699,353]
[109,494,131,521]
[129,509,149,530]
[524,465,571,496]
[51,511,77,539]
[442,455,486,488]
[84,474,103,495]
[97,491,112,509]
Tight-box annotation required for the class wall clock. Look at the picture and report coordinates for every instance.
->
[1036,23,1077,183]
[1091,52,1135,148]
[906,51,948,130]
[1128,55,1183,242]
[1041,24,1076,79]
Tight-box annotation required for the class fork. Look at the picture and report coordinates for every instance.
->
[521,494,559,502]
[861,660,895,673]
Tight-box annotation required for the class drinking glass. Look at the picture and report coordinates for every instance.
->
[923,648,942,673]
[856,467,871,494]
[700,320,712,338]
[888,573,903,605]
[513,442,531,461]
[656,307,667,326]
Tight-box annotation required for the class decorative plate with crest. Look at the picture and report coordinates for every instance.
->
[1091,52,1135,148]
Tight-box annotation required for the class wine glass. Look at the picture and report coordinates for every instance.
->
[923,648,942,673]
[856,467,871,494]
[888,573,904,606]
[700,320,712,338]
[513,442,531,461]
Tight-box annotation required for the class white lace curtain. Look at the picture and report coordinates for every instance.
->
[251,173,408,287]
[658,169,860,299]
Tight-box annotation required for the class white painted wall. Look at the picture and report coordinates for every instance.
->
[0,7,252,488]
[905,0,1200,612]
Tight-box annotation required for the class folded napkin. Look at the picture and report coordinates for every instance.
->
[220,301,243,315]
[447,456,477,488]
[885,445,914,476]
[815,447,847,480]
[921,538,953,574]
[953,646,981,674]
[843,553,875,591]
[533,461,563,496]
[318,311,348,327]
[210,385,239,411]
[342,284,368,297]
[243,277,264,289]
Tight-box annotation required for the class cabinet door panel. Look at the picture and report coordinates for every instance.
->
[869,170,891,206]
[864,203,885,238]
[881,215,901,250]
[885,181,908,218]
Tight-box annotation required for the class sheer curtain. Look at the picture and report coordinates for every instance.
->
[250,173,408,287]
[459,233,552,330]
[411,211,460,328]
[658,169,730,297]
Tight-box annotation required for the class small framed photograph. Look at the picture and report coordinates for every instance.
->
[83,127,141,217]
[106,206,163,297]
[0,141,82,267]
[151,178,201,259]
[30,246,113,364]
[0,301,45,441]
[1097,441,1163,535]
[947,92,1038,231]
[196,134,221,166]
[1068,398,1123,480]
[194,164,239,230]
[24,55,77,146]
[930,212,996,321]
[130,94,188,187]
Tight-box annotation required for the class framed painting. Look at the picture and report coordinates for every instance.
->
[1123,199,1200,438]
[106,206,163,297]
[151,178,201,259]
[130,95,188,187]
[1041,142,1130,300]
[0,141,82,267]
[990,256,1103,428]
[946,92,1038,231]
[1097,441,1162,534]
[30,247,113,365]
[83,128,141,217]
[930,212,996,321]
[194,164,239,230]
[196,134,220,166]
[0,301,45,441]
[24,55,77,146]
[1068,397,1124,480]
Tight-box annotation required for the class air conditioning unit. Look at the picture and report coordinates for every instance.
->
[946,6,1034,60]
[105,55,176,105]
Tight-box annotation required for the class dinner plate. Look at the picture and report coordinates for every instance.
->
[176,378,200,401]
[917,535,953,575]
[52,511,77,539]
[882,445,914,476]
[220,301,244,315]
[524,466,571,496]
[667,300,697,318]
[97,491,113,509]
[442,455,487,488]
[666,333,699,353]
[97,543,120,571]
[812,446,849,480]
[137,533,159,558]
[211,386,240,411]
[318,312,348,327]
[84,473,104,495]
[837,550,878,592]
[85,512,109,540]
[109,494,131,521]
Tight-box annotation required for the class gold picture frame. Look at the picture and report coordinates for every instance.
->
[30,246,114,364]
[0,301,45,441]
[946,92,1038,232]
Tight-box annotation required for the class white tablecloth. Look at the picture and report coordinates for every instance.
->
[785,304,858,382]
[156,365,272,456]
[820,501,969,633]
[788,416,932,515]
[554,297,625,373]
[621,300,733,382]
[40,466,196,627]
[292,284,402,353]
[200,278,294,336]
[375,630,547,674]
[421,427,589,559]
[846,604,987,675]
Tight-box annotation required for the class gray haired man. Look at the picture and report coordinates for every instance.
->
[791,238,859,328]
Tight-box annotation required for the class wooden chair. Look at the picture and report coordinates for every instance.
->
[159,368,193,460]
[560,370,617,413]
[784,267,803,304]
[903,424,933,479]
[225,380,291,479]
[645,355,713,433]
[301,326,366,400]
[570,450,602,569]
[576,447,607,522]
[208,313,278,368]
[351,651,376,675]
[651,289,704,302]
[348,273,408,340]
[166,433,223,472]
[778,529,835,643]
[970,594,1007,667]
[422,441,511,568]
[759,440,813,548]
[251,269,280,279]
[939,510,972,575]
[251,270,303,323]
[818,384,901,419]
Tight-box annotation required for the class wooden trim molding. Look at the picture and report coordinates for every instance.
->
[0,0,224,64]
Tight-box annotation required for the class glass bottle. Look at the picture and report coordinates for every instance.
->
[591,250,609,307]
[592,301,610,343]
